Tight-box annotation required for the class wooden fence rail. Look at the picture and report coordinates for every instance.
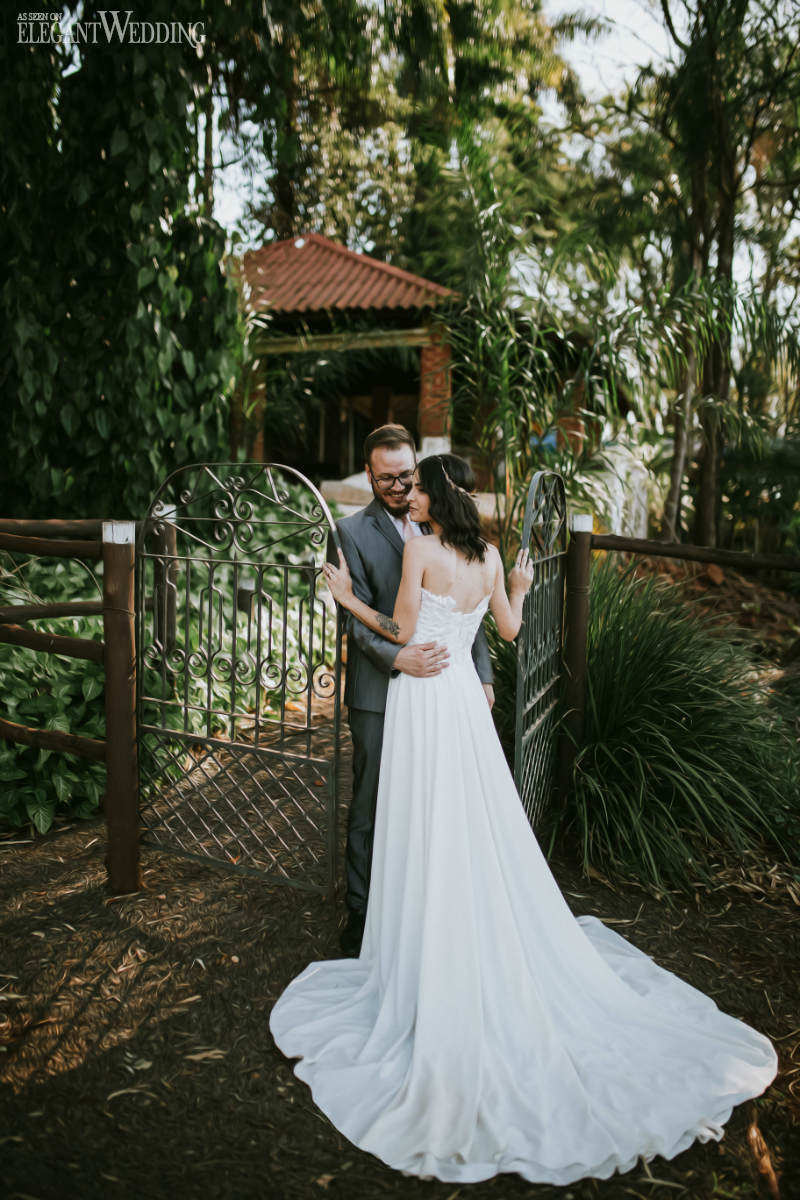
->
[0,600,105,623]
[0,623,105,663]
[0,533,103,559]
[0,518,104,537]
[0,518,140,893]
[591,533,800,577]
[0,716,105,761]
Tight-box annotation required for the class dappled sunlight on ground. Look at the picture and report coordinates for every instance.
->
[2,763,799,1198]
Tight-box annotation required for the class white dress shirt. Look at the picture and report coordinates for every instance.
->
[389,513,422,542]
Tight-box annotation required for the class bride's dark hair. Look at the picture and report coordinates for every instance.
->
[417,454,487,563]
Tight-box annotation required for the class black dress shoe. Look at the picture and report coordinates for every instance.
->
[339,910,365,957]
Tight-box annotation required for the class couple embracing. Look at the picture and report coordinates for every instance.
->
[270,424,777,1186]
[331,423,503,959]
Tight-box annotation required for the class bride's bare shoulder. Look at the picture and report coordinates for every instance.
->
[404,533,436,558]
[482,543,503,586]
[402,535,440,574]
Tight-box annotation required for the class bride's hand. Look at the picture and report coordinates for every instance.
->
[509,547,534,596]
[322,549,355,605]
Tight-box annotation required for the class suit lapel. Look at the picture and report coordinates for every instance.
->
[366,498,405,556]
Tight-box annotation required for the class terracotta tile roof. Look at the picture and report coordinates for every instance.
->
[240,233,455,314]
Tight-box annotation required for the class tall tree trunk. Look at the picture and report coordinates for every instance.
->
[272,36,299,240]
[694,389,719,546]
[694,192,735,546]
[662,214,704,542]
[661,349,696,541]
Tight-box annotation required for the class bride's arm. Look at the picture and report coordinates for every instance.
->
[487,544,533,640]
[323,542,424,644]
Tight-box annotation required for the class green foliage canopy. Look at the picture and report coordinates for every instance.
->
[1,2,241,519]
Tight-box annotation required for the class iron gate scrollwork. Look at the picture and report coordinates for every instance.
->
[136,463,342,895]
[514,471,568,828]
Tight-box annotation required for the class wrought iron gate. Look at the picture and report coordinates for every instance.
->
[514,471,568,827]
[135,463,342,895]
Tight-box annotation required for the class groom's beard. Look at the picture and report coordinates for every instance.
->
[372,486,411,517]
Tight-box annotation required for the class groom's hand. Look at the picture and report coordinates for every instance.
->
[394,642,449,676]
[482,683,495,709]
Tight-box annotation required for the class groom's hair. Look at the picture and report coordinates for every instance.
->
[363,424,416,467]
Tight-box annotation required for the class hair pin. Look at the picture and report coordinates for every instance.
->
[441,464,475,498]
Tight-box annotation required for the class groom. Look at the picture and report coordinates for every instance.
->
[333,423,494,955]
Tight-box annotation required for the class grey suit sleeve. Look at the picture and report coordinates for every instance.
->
[471,621,494,684]
[336,522,400,676]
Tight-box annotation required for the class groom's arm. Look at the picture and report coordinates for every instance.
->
[332,522,400,675]
[471,622,495,707]
[471,622,493,684]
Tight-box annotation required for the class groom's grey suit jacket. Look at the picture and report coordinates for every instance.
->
[335,498,494,714]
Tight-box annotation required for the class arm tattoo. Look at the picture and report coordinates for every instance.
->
[376,612,400,639]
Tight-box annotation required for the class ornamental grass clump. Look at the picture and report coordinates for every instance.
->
[553,557,799,891]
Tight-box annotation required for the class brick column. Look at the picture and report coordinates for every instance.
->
[418,332,452,455]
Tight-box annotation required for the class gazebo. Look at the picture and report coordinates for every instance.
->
[234,234,458,475]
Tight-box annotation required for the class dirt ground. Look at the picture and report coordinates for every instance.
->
[2,791,798,1200]
[2,564,799,1200]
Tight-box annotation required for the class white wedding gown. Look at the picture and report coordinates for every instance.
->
[269,588,777,1184]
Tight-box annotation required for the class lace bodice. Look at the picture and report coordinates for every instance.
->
[407,587,491,662]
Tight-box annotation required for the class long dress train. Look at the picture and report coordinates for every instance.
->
[269,588,777,1185]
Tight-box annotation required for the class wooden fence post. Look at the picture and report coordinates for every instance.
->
[102,520,141,893]
[556,514,593,801]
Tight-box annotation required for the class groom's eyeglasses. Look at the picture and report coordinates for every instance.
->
[373,470,414,492]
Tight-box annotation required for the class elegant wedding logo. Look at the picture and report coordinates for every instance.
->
[17,11,206,47]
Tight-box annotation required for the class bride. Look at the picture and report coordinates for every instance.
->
[269,453,777,1185]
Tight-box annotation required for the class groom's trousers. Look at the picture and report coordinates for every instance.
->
[346,707,385,916]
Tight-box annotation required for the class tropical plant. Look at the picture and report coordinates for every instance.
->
[446,164,800,559]
[1,1,242,521]
[388,0,592,277]
[445,191,669,552]
[547,557,799,891]
[718,435,800,557]
[0,554,105,832]
[211,0,383,245]
[565,0,800,546]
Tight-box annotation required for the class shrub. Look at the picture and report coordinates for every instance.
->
[0,555,105,832]
[552,557,799,889]
[488,555,800,890]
